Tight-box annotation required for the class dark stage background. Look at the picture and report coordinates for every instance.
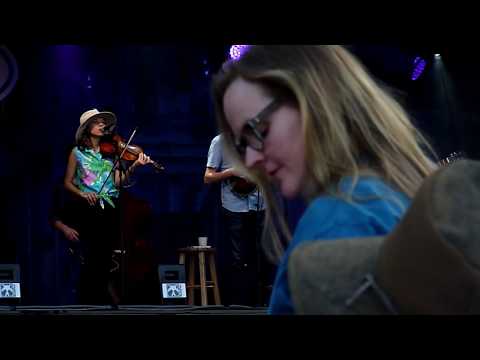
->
[0,44,478,305]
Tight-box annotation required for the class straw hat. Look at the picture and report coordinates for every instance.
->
[75,109,117,143]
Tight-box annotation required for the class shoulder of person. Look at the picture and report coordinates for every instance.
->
[210,134,223,147]
[69,146,81,160]
[298,195,354,233]
[287,195,372,257]
[72,146,83,155]
[290,177,409,250]
[310,177,407,220]
[292,180,385,240]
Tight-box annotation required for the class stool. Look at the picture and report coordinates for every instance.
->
[177,247,221,306]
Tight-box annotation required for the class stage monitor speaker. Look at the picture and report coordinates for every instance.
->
[158,265,186,304]
[0,264,21,304]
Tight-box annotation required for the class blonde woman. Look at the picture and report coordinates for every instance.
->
[212,45,437,314]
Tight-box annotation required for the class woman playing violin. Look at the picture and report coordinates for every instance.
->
[64,108,153,304]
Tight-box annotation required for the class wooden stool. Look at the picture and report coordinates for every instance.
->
[177,247,221,306]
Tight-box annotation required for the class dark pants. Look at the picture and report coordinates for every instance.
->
[75,197,119,305]
[223,208,273,306]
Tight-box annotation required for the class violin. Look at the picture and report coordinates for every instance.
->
[228,176,257,197]
[100,134,165,172]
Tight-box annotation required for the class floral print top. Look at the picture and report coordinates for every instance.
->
[73,146,119,209]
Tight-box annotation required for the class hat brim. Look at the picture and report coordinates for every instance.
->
[75,112,117,143]
[288,236,388,314]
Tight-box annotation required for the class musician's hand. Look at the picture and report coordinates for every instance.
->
[80,191,97,206]
[134,153,153,167]
[60,224,80,242]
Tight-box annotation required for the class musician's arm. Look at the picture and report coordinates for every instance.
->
[114,153,152,186]
[204,167,236,184]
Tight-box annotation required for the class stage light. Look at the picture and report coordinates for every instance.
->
[229,45,250,61]
[411,56,427,80]
[434,54,441,59]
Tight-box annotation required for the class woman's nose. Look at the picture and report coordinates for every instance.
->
[244,146,265,170]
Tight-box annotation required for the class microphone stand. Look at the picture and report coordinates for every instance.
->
[98,126,139,304]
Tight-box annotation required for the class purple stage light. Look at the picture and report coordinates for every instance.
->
[411,57,427,81]
[229,45,250,61]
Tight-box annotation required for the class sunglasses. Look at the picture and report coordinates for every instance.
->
[233,98,282,158]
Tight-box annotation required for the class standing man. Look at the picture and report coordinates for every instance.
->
[204,133,268,306]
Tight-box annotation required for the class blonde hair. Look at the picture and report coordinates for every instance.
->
[212,45,437,263]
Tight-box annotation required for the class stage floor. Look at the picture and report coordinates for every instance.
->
[0,305,269,315]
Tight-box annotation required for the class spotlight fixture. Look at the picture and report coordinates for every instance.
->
[229,45,250,61]
[411,56,427,81]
